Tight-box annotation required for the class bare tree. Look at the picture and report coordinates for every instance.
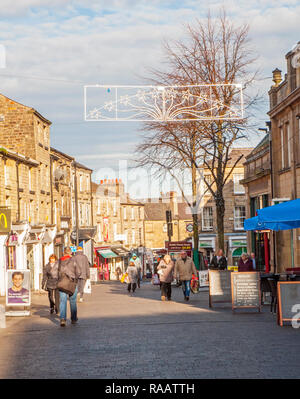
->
[136,9,258,255]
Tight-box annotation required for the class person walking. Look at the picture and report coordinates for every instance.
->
[42,254,60,315]
[130,253,142,288]
[127,261,138,295]
[74,246,90,302]
[238,253,253,272]
[174,251,198,302]
[250,252,257,271]
[157,254,174,301]
[58,247,80,327]
[209,249,227,270]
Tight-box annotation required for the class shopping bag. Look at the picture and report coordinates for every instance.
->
[121,273,128,283]
[84,279,92,294]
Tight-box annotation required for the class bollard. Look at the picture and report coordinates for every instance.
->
[0,305,6,328]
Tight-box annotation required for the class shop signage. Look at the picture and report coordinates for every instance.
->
[208,270,232,307]
[231,272,261,312]
[6,270,31,307]
[0,208,11,234]
[277,282,300,326]
[186,223,193,233]
[165,241,192,252]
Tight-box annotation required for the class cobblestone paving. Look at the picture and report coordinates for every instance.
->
[0,281,299,379]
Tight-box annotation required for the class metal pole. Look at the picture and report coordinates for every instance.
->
[73,162,79,247]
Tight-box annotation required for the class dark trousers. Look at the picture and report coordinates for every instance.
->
[127,283,137,293]
[161,282,172,299]
[48,288,60,312]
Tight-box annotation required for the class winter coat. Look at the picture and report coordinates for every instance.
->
[157,260,174,283]
[127,265,138,284]
[210,256,227,270]
[130,255,142,272]
[58,255,80,283]
[174,256,198,281]
[238,258,253,272]
[42,261,59,290]
[74,251,90,279]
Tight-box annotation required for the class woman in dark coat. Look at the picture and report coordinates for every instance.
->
[238,253,253,272]
[42,254,60,314]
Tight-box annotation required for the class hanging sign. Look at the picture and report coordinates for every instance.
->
[0,208,11,234]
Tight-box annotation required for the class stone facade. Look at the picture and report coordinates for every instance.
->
[268,42,300,271]
[198,148,253,265]
[241,134,272,271]
[0,93,94,294]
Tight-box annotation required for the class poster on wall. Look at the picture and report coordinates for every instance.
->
[6,270,31,307]
[198,270,209,288]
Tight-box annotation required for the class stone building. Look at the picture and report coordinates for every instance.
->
[267,42,300,271]
[241,133,272,271]
[92,178,145,280]
[198,148,253,265]
[143,191,193,250]
[0,93,95,294]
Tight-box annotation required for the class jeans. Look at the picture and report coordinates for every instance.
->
[59,286,78,321]
[181,280,191,298]
[77,278,86,297]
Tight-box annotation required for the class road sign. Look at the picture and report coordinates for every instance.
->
[186,223,193,233]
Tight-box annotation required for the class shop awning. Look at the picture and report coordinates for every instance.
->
[244,199,300,231]
[111,246,129,257]
[97,249,118,259]
[232,247,247,257]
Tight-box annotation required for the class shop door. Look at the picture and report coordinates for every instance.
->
[27,245,35,289]
[255,233,266,272]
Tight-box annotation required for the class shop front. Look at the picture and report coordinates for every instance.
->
[198,235,216,263]
[111,246,129,278]
[71,227,96,264]
[94,247,119,281]
[228,236,247,267]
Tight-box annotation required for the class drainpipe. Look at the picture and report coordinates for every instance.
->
[50,156,54,224]
[16,161,20,222]
[268,123,277,273]
[89,172,94,264]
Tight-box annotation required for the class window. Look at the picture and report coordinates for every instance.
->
[138,228,142,244]
[86,204,90,226]
[131,207,135,220]
[233,174,245,194]
[287,123,291,167]
[280,127,285,169]
[97,223,102,242]
[113,223,117,239]
[72,201,76,226]
[106,200,109,215]
[132,229,135,244]
[79,203,83,225]
[79,175,83,192]
[97,199,101,215]
[124,229,128,244]
[202,207,213,230]
[28,167,32,191]
[234,206,246,230]
[124,207,127,220]
[113,200,117,216]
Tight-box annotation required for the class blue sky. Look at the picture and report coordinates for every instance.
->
[0,0,299,197]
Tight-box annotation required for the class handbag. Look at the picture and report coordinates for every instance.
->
[57,260,77,296]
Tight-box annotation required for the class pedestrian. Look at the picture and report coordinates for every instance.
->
[157,254,174,301]
[238,253,253,272]
[174,251,198,302]
[250,252,257,270]
[127,261,138,295]
[130,253,142,288]
[74,246,90,302]
[209,249,227,270]
[42,254,60,315]
[58,247,80,327]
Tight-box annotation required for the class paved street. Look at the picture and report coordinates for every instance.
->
[0,281,299,379]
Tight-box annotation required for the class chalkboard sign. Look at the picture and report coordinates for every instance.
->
[208,270,232,307]
[277,282,300,326]
[231,272,261,312]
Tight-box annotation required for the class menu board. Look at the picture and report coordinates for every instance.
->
[208,270,232,307]
[277,282,300,326]
[231,272,261,312]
